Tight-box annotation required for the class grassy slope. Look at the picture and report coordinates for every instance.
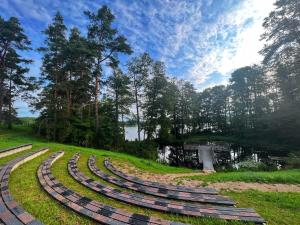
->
[1,126,300,225]
[185,170,300,184]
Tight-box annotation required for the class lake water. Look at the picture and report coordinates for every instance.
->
[125,126,143,141]
[125,126,288,170]
[158,142,288,170]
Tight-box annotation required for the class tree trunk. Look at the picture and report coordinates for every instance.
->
[53,74,58,141]
[121,113,125,141]
[67,72,72,117]
[8,77,12,129]
[134,84,141,142]
[95,75,99,131]
[115,87,119,145]
[0,85,3,125]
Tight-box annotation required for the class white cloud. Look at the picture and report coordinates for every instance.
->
[1,0,52,23]
[186,0,276,87]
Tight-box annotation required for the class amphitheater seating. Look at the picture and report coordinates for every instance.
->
[0,144,32,158]
[104,158,218,194]
[0,148,49,225]
[89,156,231,204]
[69,153,265,223]
[38,151,188,225]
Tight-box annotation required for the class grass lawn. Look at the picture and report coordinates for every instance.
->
[184,170,300,184]
[1,126,300,225]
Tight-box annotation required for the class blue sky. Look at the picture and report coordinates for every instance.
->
[1,0,275,117]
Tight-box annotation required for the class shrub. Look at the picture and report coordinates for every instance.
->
[237,159,267,171]
[118,140,158,160]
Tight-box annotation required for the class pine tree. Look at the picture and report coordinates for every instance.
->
[143,61,169,140]
[107,67,133,145]
[85,6,132,132]
[127,53,152,141]
[0,16,34,128]
[36,12,67,140]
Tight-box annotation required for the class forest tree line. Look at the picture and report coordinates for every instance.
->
[0,0,299,156]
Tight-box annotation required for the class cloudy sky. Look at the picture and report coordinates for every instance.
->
[1,0,275,117]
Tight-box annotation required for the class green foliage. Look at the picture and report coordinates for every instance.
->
[186,169,300,184]
[34,6,132,149]
[118,140,158,160]
[0,16,36,128]
[236,160,268,171]
[286,152,300,169]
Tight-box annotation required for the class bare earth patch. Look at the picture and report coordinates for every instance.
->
[178,179,300,192]
[112,160,300,192]
[112,159,202,185]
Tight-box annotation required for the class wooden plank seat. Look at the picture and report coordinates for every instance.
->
[0,144,33,158]
[89,156,231,204]
[104,158,218,195]
[0,147,49,225]
[38,151,188,225]
[69,154,265,224]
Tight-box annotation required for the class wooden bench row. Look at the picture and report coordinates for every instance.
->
[0,148,49,225]
[38,151,187,225]
[0,144,32,159]
[89,156,233,205]
[69,154,265,223]
[104,158,218,195]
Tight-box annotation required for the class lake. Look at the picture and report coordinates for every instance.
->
[125,126,288,170]
[125,126,145,141]
[158,141,288,170]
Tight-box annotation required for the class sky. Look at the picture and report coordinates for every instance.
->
[1,0,276,117]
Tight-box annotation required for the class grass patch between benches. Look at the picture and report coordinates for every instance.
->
[184,170,300,184]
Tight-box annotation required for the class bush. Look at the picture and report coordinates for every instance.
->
[285,152,300,169]
[237,159,268,171]
[118,140,158,160]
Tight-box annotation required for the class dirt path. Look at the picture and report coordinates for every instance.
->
[112,160,203,185]
[178,179,300,192]
[112,160,300,192]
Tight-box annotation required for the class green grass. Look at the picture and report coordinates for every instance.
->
[225,191,300,225]
[184,169,300,184]
[0,126,192,174]
[1,126,300,225]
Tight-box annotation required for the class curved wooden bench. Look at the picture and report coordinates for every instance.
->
[0,144,32,158]
[39,151,187,225]
[104,158,218,195]
[69,154,265,223]
[0,147,49,224]
[89,156,231,204]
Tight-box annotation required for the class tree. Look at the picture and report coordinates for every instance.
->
[166,78,181,138]
[143,61,170,140]
[127,53,152,141]
[178,81,197,134]
[261,0,300,104]
[36,12,67,140]
[107,67,133,144]
[85,6,132,132]
[197,86,229,133]
[259,0,300,144]
[0,16,34,128]
[229,65,269,133]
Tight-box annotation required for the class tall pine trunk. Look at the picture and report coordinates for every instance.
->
[114,89,119,145]
[95,75,99,131]
[134,85,141,142]
[0,84,3,125]
[8,78,12,129]
[53,74,58,141]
